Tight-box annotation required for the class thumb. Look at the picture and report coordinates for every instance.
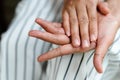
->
[93,39,110,73]
[97,2,110,15]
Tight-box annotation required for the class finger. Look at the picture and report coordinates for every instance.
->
[68,6,80,47]
[87,0,98,42]
[35,18,65,34]
[76,3,90,48]
[38,42,96,62]
[62,10,70,36]
[97,2,110,15]
[29,30,70,45]
[93,38,110,73]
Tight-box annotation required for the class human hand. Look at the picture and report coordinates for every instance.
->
[29,14,119,74]
[29,18,96,62]
[62,0,109,48]
[62,0,120,73]
[29,13,119,74]
[93,13,119,73]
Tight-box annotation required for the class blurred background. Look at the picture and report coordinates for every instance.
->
[0,0,20,39]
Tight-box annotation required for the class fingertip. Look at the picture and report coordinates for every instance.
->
[37,55,45,62]
[93,54,103,73]
[102,6,110,15]
[82,40,90,48]
[37,56,41,62]
[28,30,36,36]
[35,18,45,24]
[66,31,71,37]
[35,18,40,22]
[72,39,80,48]
[28,30,43,38]
[98,2,110,15]
[90,41,96,48]
[91,34,97,42]
[101,2,109,12]
[28,30,32,36]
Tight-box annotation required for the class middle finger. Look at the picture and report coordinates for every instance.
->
[76,1,90,48]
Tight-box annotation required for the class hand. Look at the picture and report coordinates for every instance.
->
[62,0,109,48]
[94,13,119,73]
[30,2,117,72]
[29,18,96,62]
[29,14,119,73]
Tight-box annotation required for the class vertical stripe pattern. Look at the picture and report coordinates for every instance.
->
[0,0,120,80]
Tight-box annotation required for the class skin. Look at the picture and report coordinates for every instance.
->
[29,18,96,60]
[62,0,109,48]
[29,1,120,73]
[93,13,119,73]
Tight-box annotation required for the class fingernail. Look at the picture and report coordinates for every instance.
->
[82,40,90,48]
[37,55,44,62]
[91,35,96,41]
[29,30,41,37]
[73,39,80,47]
[66,31,70,36]
[35,18,40,22]
[29,31,35,36]
[37,56,41,62]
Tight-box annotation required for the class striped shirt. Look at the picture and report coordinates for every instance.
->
[0,0,120,80]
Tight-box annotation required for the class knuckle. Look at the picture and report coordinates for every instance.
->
[63,22,68,27]
[79,16,89,24]
[80,31,89,39]
[67,6,72,11]
[71,31,76,36]
[81,32,87,38]
[89,16,97,22]
[57,47,64,56]
[81,33,86,38]
[53,36,61,44]
[90,26,97,33]
[55,48,61,56]
[87,0,96,6]
[66,2,74,11]
[71,18,78,25]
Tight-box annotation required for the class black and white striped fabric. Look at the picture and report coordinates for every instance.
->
[0,0,120,80]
